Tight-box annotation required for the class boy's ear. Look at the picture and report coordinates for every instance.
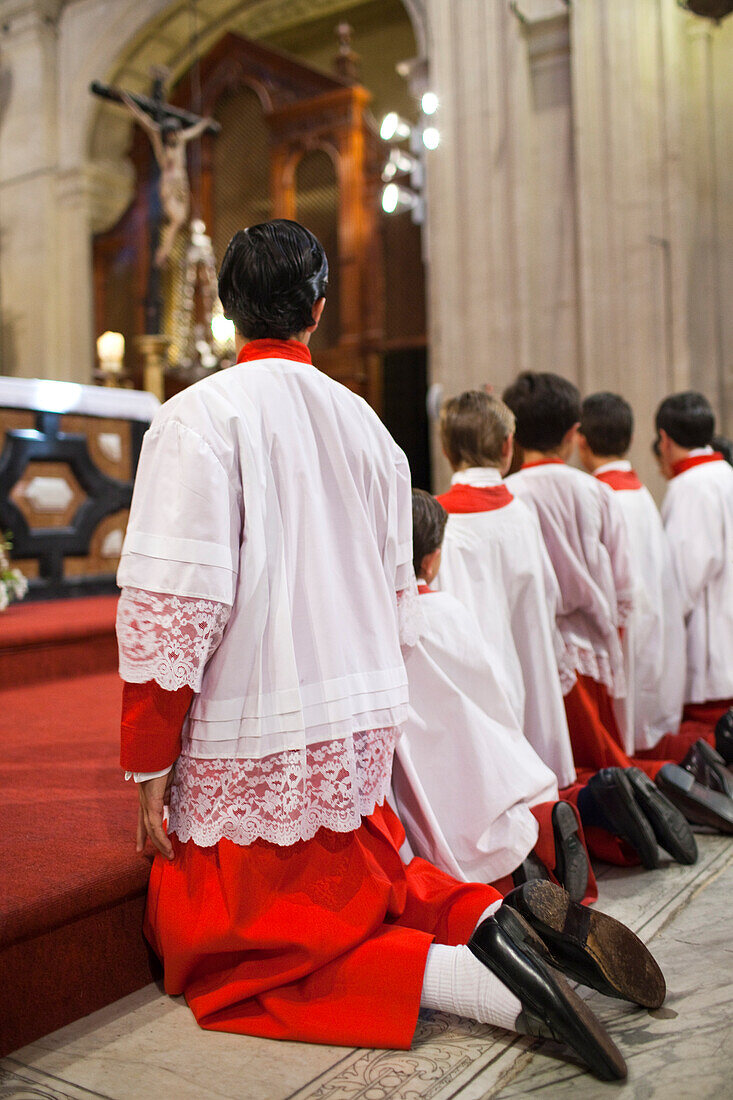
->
[419,546,442,583]
[307,298,326,333]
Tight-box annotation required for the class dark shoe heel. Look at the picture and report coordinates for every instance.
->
[656,763,733,834]
[503,880,666,1009]
[552,801,589,902]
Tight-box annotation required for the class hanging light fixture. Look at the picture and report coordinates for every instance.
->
[421,91,439,116]
[422,126,440,151]
[381,147,421,182]
[380,111,412,142]
[381,182,423,222]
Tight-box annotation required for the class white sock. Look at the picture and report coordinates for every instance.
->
[420,942,522,1032]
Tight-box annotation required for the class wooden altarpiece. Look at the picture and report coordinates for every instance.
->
[93,33,385,410]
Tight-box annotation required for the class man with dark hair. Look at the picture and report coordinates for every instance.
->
[655,391,733,768]
[114,219,652,1079]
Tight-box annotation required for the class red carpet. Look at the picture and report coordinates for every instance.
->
[0,595,119,687]
[0,598,159,1056]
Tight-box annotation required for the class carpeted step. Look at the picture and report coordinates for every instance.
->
[0,595,119,687]
[0,668,158,1056]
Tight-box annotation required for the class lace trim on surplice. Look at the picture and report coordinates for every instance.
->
[116,586,230,692]
[169,726,399,847]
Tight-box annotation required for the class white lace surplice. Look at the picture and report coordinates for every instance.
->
[117,586,407,847]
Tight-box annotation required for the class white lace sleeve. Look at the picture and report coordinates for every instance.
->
[117,586,231,691]
[397,572,425,649]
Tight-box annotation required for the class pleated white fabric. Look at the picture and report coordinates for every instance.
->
[506,463,633,699]
[392,590,559,883]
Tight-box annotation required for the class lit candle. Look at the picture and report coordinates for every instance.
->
[96,331,125,373]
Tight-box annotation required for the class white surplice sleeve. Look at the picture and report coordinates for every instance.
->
[118,417,241,606]
[117,416,241,689]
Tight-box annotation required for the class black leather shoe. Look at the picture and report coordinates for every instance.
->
[714,707,733,765]
[656,763,733,834]
[625,768,698,865]
[501,880,666,1009]
[552,801,589,902]
[681,739,732,797]
[583,768,659,869]
[469,909,627,1081]
[512,851,551,889]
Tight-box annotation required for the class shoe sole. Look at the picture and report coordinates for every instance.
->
[692,739,733,797]
[656,764,733,834]
[510,880,666,1009]
[471,909,627,1081]
[552,802,589,902]
[626,768,698,865]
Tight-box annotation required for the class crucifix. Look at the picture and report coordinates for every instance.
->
[90,71,220,334]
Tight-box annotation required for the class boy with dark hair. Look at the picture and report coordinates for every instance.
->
[577,393,688,758]
[117,219,664,1080]
[655,391,733,768]
[504,373,733,831]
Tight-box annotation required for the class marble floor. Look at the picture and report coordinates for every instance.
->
[3,834,732,1100]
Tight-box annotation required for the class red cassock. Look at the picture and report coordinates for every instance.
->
[122,684,501,1049]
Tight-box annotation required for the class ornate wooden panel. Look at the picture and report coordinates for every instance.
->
[0,409,146,599]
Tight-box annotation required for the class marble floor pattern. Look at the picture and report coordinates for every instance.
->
[3,833,732,1100]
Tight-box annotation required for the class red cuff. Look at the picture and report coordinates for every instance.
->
[120,680,193,771]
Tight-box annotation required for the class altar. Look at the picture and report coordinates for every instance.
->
[0,377,159,599]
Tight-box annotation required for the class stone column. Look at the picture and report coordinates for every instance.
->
[0,0,62,378]
[683,14,733,433]
[421,0,577,488]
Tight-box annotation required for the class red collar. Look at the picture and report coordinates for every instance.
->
[236,339,312,365]
[521,458,565,469]
[436,482,513,514]
[595,468,643,492]
[672,452,724,478]
[417,584,435,595]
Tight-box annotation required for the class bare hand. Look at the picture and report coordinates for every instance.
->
[136,772,175,860]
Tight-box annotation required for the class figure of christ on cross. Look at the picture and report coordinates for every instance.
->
[90,75,219,270]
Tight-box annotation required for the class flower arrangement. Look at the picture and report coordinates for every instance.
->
[0,533,28,611]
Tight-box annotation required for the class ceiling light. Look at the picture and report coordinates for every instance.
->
[422,126,440,150]
[421,91,439,115]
